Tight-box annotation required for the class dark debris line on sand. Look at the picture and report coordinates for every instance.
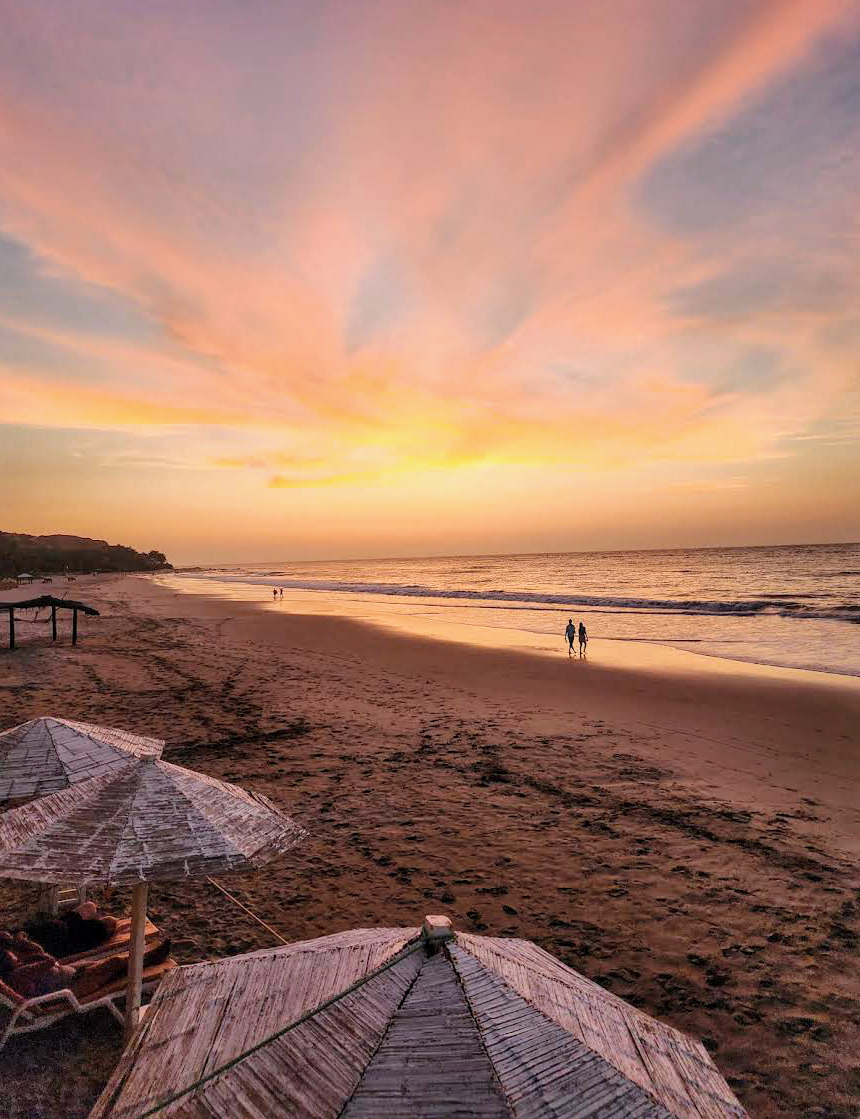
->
[0,586,859,1118]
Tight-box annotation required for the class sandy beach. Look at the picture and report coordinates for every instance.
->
[1,574,859,1118]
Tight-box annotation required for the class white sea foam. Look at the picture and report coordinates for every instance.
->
[169,543,860,677]
[175,572,860,623]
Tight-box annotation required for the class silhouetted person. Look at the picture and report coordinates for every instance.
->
[273,588,277,600]
[578,621,588,657]
[564,618,576,656]
[279,588,284,598]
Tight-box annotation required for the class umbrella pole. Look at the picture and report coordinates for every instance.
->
[125,882,149,1041]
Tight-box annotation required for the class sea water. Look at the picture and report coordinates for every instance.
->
[164,542,860,678]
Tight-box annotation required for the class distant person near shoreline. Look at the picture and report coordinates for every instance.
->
[578,621,588,657]
[564,618,576,656]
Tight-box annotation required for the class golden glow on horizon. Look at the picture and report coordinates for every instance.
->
[0,0,859,561]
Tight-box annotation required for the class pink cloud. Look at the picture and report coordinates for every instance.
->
[0,0,857,492]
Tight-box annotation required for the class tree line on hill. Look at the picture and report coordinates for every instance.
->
[0,531,172,577]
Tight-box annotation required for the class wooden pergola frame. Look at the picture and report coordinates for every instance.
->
[2,595,99,650]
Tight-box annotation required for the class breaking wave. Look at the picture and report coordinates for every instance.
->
[176,572,860,624]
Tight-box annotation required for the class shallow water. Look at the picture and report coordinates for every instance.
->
[166,542,860,678]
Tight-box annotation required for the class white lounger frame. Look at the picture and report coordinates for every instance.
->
[0,975,161,1050]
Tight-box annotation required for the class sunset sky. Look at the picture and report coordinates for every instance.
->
[1,0,859,563]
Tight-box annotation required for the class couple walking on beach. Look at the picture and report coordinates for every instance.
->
[565,618,587,657]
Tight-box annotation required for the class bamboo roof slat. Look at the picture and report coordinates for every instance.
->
[0,759,305,886]
[448,943,673,1118]
[91,928,419,1119]
[341,952,511,1118]
[456,935,746,1119]
[215,925,421,964]
[196,954,423,1119]
[95,942,424,1119]
[89,921,748,1119]
[0,717,164,802]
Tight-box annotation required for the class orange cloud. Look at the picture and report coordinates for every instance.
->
[0,0,857,512]
[0,370,257,430]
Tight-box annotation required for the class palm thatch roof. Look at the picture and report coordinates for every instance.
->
[7,594,99,614]
[90,917,748,1119]
[0,758,306,886]
[0,717,164,802]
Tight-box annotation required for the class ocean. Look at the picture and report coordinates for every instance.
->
[163,542,860,678]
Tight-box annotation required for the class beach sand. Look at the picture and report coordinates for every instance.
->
[1,574,859,1118]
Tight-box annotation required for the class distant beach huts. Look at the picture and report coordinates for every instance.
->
[2,595,100,651]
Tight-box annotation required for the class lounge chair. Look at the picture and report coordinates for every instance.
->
[0,958,176,1050]
[58,918,161,966]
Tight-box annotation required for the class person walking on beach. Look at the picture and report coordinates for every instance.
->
[578,620,588,657]
[564,618,576,656]
[279,588,283,598]
[273,588,277,600]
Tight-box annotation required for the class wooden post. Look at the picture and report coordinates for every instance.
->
[72,608,78,646]
[51,605,57,641]
[35,883,60,916]
[8,607,14,651]
[125,882,149,1041]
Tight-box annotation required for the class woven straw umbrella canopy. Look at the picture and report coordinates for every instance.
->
[0,717,164,803]
[91,915,748,1119]
[0,759,306,1037]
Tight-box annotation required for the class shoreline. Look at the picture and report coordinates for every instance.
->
[161,567,860,682]
[5,574,860,853]
[8,568,860,684]
[185,579,860,854]
[1,572,859,1117]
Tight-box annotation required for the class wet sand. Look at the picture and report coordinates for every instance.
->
[1,574,859,1118]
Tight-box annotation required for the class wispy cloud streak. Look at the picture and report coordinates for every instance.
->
[0,0,858,548]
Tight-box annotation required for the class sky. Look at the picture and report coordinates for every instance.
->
[1,0,859,564]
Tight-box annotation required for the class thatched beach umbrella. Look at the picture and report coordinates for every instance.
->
[0,759,306,1039]
[90,914,748,1119]
[0,717,164,803]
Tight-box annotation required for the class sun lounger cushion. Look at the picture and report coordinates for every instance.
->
[20,960,177,1020]
[59,919,160,965]
[77,959,178,1005]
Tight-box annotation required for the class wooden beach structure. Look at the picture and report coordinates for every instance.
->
[2,595,99,650]
[0,717,165,914]
[0,717,164,804]
[0,758,306,1039]
[0,932,173,1052]
[91,914,748,1119]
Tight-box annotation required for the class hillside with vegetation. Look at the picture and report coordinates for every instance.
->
[0,531,172,577]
